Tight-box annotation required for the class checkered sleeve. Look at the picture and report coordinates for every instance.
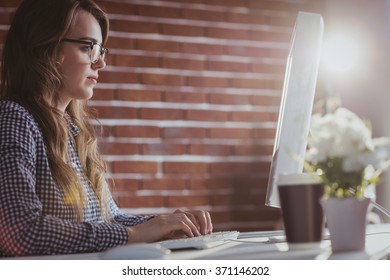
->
[0,103,130,257]
[109,195,155,226]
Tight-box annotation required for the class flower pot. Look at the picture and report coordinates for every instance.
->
[321,197,370,252]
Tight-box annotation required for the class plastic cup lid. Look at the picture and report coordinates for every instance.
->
[277,173,322,186]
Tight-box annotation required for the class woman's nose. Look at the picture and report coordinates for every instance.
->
[92,56,106,70]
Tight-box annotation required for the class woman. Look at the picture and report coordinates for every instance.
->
[0,0,212,257]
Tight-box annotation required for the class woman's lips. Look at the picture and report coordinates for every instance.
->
[87,76,98,84]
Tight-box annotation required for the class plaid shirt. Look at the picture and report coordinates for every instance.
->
[0,100,152,257]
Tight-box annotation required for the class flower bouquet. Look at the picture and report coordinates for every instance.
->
[305,107,390,199]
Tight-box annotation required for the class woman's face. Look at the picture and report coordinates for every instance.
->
[57,10,106,111]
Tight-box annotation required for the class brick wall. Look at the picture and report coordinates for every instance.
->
[0,0,324,231]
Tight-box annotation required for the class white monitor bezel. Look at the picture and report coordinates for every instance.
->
[265,11,324,208]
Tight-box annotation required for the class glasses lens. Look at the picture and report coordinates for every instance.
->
[91,44,101,63]
[101,48,107,62]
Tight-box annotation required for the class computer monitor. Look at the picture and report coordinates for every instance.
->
[265,11,324,208]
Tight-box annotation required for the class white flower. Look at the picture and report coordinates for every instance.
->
[306,108,377,172]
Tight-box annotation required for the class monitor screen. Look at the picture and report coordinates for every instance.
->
[265,11,324,208]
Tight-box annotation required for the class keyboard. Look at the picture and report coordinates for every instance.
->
[238,230,285,239]
[158,231,240,250]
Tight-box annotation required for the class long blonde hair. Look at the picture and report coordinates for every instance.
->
[0,0,112,222]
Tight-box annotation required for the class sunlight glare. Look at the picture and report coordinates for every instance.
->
[321,35,360,74]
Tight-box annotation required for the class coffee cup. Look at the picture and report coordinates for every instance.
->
[277,173,325,250]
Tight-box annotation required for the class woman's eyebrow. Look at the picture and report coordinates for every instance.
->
[77,36,99,43]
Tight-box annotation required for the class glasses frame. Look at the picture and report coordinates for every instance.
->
[62,38,108,64]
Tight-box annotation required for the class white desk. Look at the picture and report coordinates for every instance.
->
[8,223,390,260]
[162,224,389,260]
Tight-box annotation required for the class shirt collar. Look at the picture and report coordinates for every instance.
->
[64,112,79,137]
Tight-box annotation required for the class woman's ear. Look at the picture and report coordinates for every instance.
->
[57,53,65,64]
[56,45,65,64]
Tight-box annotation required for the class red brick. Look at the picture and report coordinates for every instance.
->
[163,162,208,174]
[106,37,135,49]
[182,9,225,22]
[162,57,205,71]
[96,1,137,14]
[230,77,276,89]
[250,30,291,42]
[186,109,229,122]
[210,211,233,223]
[142,178,187,190]
[189,144,231,156]
[209,93,252,105]
[231,111,278,122]
[115,126,161,138]
[268,48,290,59]
[140,108,184,120]
[112,161,158,174]
[115,20,159,34]
[162,23,205,37]
[111,178,140,192]
[233,144,273,156]
[163,127,207,139]
[187,76,229,88]
[204,0,247,7]
[233,177,269,191]
[137,39,182,52]
[209,193,233,206]
[141,73,185,86]
[209,127,252,139]
[97,126,115,137]
[105,55,115,66]
[114,54,160,68]
[252,95,280,106]
[226,45,269,58]
[210,161,269,175]
[141,143,187,155]
[93,89,115,101]
[207,27,250,40]
[100,142,139,155]
[207,60,250,73]
[252,63,285,74]
[116,195,165,208]
[116,90,162,102]
[96,106,137,119]
[164,91,206,103]
[189,177,234,189]
[182,42,225,55]
[253,128,276,140]
[99,71,139,84]
[137,5,182,18]
[227,11,270,25]
[167,195,210,208]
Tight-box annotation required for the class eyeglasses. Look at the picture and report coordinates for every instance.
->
[62,38,108,64]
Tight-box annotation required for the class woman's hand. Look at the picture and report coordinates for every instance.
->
[173,209,212,235]
[126,209,213,243]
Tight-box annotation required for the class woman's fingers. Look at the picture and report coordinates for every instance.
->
[174,209,199,232]
[173,212,201,237]
[175,209,213,235]
[205,211,213,234]
[127,211,205,243]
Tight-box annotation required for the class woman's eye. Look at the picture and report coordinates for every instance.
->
[81,46,90,52]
